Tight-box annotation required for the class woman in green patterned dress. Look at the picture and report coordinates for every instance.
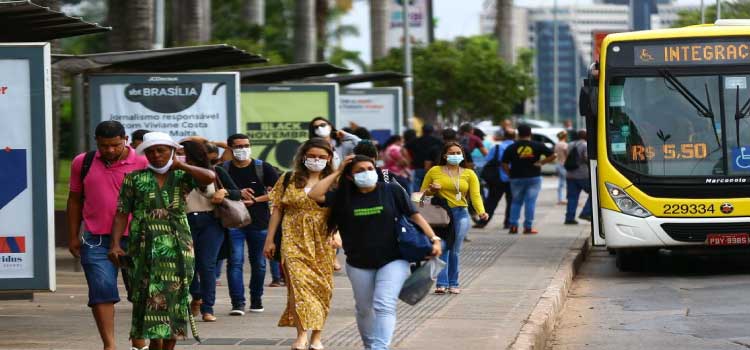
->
[108,132,216,350]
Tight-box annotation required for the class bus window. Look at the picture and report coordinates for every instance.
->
[607,75,723,177]
[723,75,750,176]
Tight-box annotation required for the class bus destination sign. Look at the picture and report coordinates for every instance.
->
[634,42,750,66]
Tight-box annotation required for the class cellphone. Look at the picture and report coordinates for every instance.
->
[118,255,134,269]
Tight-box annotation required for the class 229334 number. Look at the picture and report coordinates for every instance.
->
[662,203,715,215]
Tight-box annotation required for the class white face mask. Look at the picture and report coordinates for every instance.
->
[315,125,332,138]
[304,158,328,172]
[232,147,251,161]
[175,155,186,163]
[353,170,379,188]
[148,150,174,174]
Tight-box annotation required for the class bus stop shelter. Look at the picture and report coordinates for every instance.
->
[0,0,110,42]
[304,71,407,86]
[239,62,351,84]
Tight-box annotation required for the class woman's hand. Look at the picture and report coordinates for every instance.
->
[430,240,442,257]
[428,182,441,192]
[478,212,489,221]
[328,232,342,249]
[263,240,276,260]
[108,245,126,267]
[337,154,355,173]
[211,189,227,204]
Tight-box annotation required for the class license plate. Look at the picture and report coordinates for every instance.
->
[706,233,750,246]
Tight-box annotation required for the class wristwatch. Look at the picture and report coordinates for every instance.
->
[430,236,442,243]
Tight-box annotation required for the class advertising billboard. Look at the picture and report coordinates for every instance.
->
[240,84,338,170]
[387,0,430,49]
[338,87,403,145]
[89,73,240,141]
[0,43,55,291]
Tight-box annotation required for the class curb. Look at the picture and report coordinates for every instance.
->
[507,229,591,350]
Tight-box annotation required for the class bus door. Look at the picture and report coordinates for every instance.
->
[580,75,606,246]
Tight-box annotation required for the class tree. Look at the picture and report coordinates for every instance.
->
[107,0,154,50]
[370,0,388,62]
[172,0,212,45]
[495,0,513,62]
[373,35,535,123]
[293,0,316,62]
[244,0,265,25]
[672,1,750,27]
[36,0,64,181]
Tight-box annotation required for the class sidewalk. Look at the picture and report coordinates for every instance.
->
[0,177,588,350]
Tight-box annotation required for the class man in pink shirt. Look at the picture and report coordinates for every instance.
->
[67,121,148,350]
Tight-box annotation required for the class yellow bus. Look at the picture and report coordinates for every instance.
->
[579,20,750,271]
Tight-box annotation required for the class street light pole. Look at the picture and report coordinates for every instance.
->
[700,0,705,24]
[553,0,559,126]
[716,0,721,20]
[403,0,414,129]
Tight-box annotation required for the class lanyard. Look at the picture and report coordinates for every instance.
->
[447,167,463,201]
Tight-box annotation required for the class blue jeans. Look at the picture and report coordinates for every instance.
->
[556,163,567,203]
[509,177,543,229]
[437,207,470,288]
[270,259,282,282]
[347,260,411,350]
[187,212,225,314]
[566,178,593,222]
[80,232,129,307]
[228,227,267,307]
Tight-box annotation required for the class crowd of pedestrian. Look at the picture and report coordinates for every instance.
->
[66,117,590,350]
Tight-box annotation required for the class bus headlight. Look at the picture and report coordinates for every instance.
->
[605,182,652,218]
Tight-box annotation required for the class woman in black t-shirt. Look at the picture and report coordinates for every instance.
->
[308,155,442,350]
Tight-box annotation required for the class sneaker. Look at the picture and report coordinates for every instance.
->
[509,226,518,234]
[249,300,264,313]
[229,306,245,316]
[269,280,282,287]
[564,220,579,225]
[579,214,593,222]
[463,236,472,242]
[523,228,539,234]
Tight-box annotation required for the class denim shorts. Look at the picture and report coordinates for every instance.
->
[79,231,129,307]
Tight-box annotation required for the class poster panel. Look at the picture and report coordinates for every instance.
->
[387,0,430,49]
[338,87,403,145]
[0,43,54,291]
[89,73,240,141]
[240,84,338,170]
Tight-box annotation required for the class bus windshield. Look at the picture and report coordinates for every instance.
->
[607,74,750,177]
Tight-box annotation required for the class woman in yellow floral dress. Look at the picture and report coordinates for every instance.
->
[264,138,339,350]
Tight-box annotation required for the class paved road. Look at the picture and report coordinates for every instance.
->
[549,248,750,349]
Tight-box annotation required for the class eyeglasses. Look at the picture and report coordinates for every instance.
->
[231,144,251,149]
[305,154,330,161]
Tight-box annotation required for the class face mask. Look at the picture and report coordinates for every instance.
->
[233,148,251,161]
[175,155,186,163]
[304,158,328,172]
[315,125,332,138]
[446,154,464,165]
[148,150,174,174]
[353,170,379,188]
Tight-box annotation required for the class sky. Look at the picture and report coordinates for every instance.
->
[340,0,706,67]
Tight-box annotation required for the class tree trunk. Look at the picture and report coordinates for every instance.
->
[243,0,265,25]
[495,0,514,62]
[294,0,316,63]
[315,0,328,62]
[370,0,389,62]
[108,0,155,51]
[35,0,63,182]
[172,0,211,45]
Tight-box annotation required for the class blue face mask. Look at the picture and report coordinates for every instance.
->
[446,154,464,165]
[353,170,379,188]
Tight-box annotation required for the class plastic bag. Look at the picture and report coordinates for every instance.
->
[398,257,446,306]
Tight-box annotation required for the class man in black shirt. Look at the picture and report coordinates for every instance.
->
[501,125,556,234]
[405,124,443,191]
[224,133,279,315]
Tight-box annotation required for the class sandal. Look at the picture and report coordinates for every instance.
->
[448,287,461,294]
[291,343,309,350]
[434,287,446,295]
[309,343,325,350]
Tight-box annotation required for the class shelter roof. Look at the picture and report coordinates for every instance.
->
[239,62,351,83]
[0,0,110,42]
[304,71,407,85]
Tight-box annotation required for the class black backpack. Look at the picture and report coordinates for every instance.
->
[79,151,98,198]
[480,145,503,185]
[564,143,581,171]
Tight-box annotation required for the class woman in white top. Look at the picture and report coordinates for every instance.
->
[308,116,361,169]
[553,131,568,205]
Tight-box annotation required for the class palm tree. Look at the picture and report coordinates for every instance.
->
[495,0,514,62]
[108,0,154,51]
[370,0,389,62]
[315,0,328,61]
[243,0,265,25]
[35,0,62,180]
[172,0,212,45]
[294,0,316,63]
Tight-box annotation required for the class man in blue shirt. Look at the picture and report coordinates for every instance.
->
[475,128,515,229]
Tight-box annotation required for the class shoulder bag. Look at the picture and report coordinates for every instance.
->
[412,191,451,227]
[384,185,434,263]
[214,168,252,229]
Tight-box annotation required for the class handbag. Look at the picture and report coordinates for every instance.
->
[480,144,502,186]
[399,257,446,305]
[213,171,252,229]
[412,192,451,227]
[386,186,434,263]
